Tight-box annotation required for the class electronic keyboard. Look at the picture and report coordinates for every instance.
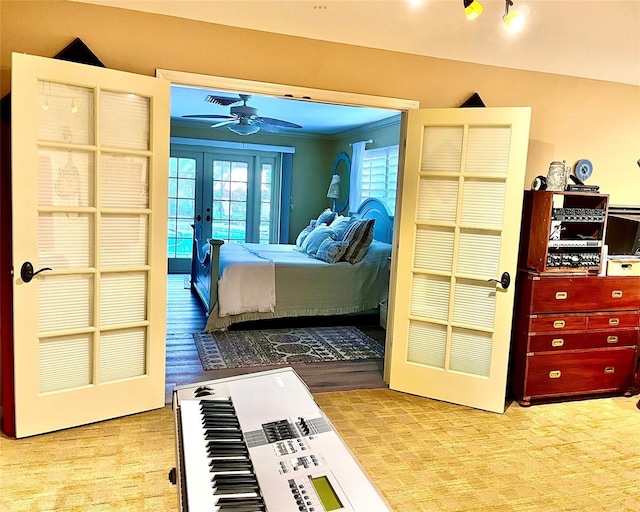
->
[171,368,391,512]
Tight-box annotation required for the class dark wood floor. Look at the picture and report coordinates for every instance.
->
[165,275,388,402]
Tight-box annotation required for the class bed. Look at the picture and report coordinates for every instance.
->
[190,198,394,331]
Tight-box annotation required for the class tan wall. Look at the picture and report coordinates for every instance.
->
[1,0,639,205]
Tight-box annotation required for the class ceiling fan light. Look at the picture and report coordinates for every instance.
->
[228,123,261,136]
[464,0,483,20]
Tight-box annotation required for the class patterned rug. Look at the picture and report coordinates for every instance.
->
[193,326,384,370]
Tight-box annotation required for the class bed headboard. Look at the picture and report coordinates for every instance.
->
[355,198,394,244]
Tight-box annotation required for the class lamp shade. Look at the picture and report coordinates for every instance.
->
[464,0,483,20]
[327,174,341,199]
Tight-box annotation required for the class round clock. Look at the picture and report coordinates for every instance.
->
[574,159,593,182]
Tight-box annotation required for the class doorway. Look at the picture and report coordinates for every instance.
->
[158,70,419,394]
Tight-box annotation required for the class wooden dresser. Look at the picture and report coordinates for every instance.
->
[510,272,640,406]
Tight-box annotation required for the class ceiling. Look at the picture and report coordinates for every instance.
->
[71,0,640,87]
[70,0,640,135]
[171,85,401,135]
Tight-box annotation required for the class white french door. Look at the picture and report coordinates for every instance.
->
[168,151,200,274]
[388,107,531,414]
[10,53,170,437]
[203,151,280,244]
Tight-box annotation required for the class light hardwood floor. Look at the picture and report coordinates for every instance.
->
[165,275,388,402]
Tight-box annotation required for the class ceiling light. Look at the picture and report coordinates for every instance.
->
[503,0,525,32]
[464,0,483,20]
[227,122,260,136]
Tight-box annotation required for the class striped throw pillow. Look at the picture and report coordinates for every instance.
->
[341,218,375,264]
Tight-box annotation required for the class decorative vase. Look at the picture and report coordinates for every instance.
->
[546,160,568,191]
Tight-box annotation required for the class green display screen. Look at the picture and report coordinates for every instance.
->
[310,475,343,511]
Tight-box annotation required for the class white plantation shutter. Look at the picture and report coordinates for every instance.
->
[359,145,398,213]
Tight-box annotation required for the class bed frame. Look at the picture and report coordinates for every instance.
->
[190,197,394,318]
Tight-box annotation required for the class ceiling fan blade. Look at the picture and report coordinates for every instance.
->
[258,117,302,129]
[205,94,242,106]
[210,119,239,129]
[182,114,235,120]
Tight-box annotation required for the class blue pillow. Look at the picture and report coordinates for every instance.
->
[295,220,317,247]
[315,239,350,263]
[329,215,355,239]
[301,225,335,256]
[316,208,337,226]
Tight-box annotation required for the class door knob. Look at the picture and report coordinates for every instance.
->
[20,262,52,283]
[487,271,511,290]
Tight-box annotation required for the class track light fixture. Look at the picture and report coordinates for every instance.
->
[503,0,525,31]
[463,0,484,21]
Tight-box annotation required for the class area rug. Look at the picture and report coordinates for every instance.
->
[193,326,384,370]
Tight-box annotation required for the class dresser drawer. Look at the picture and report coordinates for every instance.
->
[528,275,640,313]
[588,311,640,329]
[528,314,587,333]
[523,347,637,399]
[527,329,639,353]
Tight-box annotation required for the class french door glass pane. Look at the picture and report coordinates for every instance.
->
[101,214,148,268]
[38,148,93,208]
[37,81,94,145]
[410,274,450,322]
[99,327,146,383]
[39,274,93,332]
[212,160,248,243]
[168,156,196,259]
[100,91,150,151]
[40,334,92,393]
[414,226,454,273]
[449,328,492,377]
[407,321,446,368]
[100,154,149,208]
[39,213,93,269]
[260,161,272,244]
[100,272,147,326]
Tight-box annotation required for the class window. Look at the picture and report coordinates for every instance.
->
[168,156,196,260]
[167,139,293,272]
[209,152,280,244]
[358,145,398,214]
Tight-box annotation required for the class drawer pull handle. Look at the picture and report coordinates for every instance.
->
[604,367,615,374]
[549,370,562,379]
[555,291,568,300]
[551,338,565,347]
[611,290,623,299]
[609,318,620,326]
[553,320,566,328]
[607,336,619,344]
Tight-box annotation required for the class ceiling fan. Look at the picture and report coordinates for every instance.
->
[182,93,303,135]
